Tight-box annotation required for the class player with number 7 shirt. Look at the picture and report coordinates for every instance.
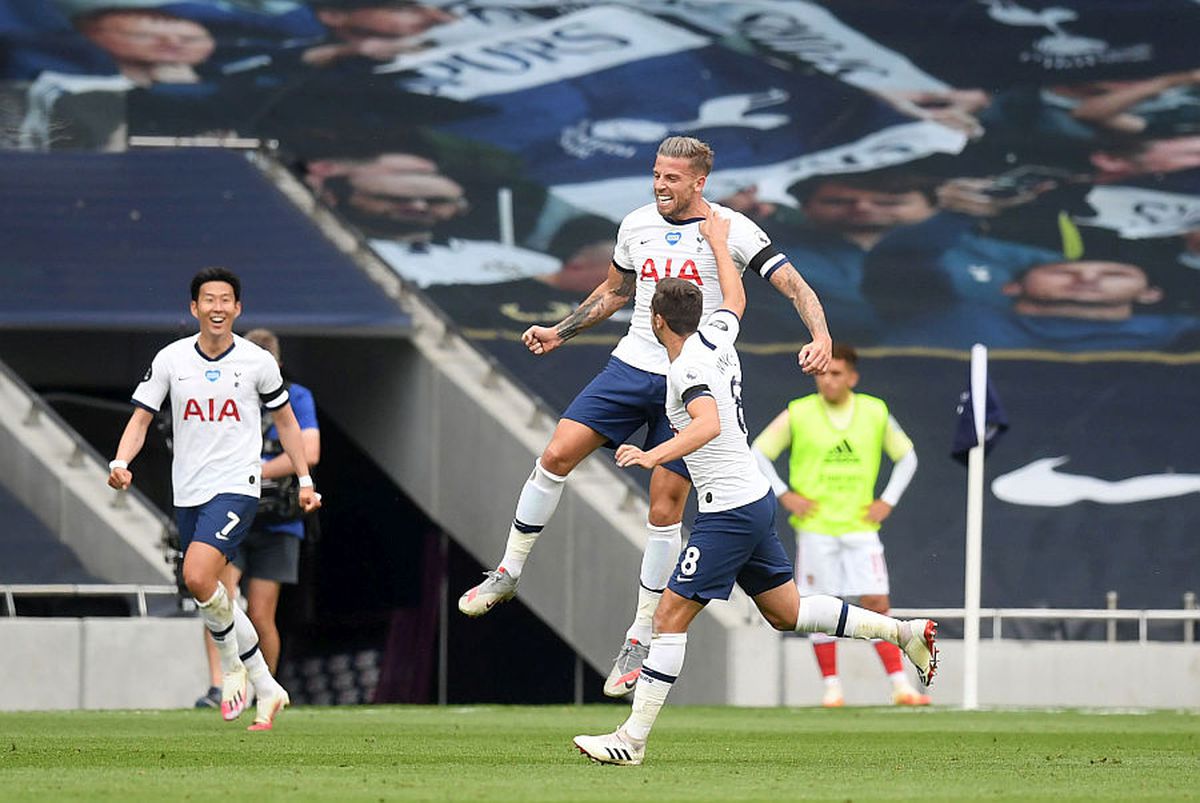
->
[106,267,321,731]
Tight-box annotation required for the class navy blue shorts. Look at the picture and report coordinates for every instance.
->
[175,493,259,560]
[668,491,794,602]
[561,356,689,479]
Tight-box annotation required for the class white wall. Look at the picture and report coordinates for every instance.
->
[0,618,207,711]
[779,636,1200,709]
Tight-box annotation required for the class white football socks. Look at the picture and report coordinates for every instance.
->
[196,583,241,673]
[499,461,567,578]
[625,522,681,644]
[795,594,901,644]
[232,605,279,691]
[622,632,686,743]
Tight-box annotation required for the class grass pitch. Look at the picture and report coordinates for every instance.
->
[1,705,1197,801]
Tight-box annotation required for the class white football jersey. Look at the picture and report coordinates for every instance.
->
[666,309,770,513]
[611,201,787,375]
[131,334,289,507]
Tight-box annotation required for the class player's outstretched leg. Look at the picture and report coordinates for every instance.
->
[786,593,939,686]
[458,460,566,617]
[573,730,645,766]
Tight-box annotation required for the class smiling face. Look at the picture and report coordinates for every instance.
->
[652,154,707,219]
[190,280,241,341]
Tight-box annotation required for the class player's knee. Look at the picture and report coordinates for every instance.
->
[763,609,796,631]
[539,442,579,476]
[182,567,215,601]
[648,483,687,525]
[647,500,682,527]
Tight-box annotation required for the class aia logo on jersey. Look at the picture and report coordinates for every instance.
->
[640,258,702,284]
[183,398,241,422]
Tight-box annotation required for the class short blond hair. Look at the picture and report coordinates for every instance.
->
[244,328,281,365]
[657,136,713,176]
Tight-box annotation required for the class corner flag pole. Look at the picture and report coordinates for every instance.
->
[963,343,987,710]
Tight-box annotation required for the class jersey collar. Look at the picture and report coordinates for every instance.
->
[193,338,236,362]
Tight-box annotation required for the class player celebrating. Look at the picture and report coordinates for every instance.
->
[573,212,936,766]
[457,136,833,699]
[107,267,321,731]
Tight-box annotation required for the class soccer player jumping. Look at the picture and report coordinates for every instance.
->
[107,267,321,731]
[457,136,833,698]
[573,211,936,766]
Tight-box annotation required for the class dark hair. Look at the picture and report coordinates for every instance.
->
[832,342,858,366]
[651,278,703,336]
[190,267,241,301]
[789,169,940,207]
[74,7,190,29]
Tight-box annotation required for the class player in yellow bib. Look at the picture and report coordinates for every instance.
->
[751,344,929,707]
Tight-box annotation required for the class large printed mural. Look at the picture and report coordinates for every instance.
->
[3,0,1198,615]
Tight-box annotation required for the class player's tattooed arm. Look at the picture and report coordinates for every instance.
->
[769,262,832,374]
[522,265,634,356]
[555,267,635,342]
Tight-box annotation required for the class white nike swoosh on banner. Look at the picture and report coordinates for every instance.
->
[992,456,1200,507]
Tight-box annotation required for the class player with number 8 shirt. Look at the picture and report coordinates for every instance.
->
[572,210,937,766]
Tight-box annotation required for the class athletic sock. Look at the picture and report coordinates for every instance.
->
[499,461,567,578]
[622,632,686,744]
[196,583,241,673]
[625,522,681,643]
[812,638,838,678]
[232,606,279,692]
[874,640,905,676]
[794,594,901,644]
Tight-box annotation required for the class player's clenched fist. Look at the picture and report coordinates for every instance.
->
[299,486,323,513]
[522,325,564,356]
[107,467,132,490]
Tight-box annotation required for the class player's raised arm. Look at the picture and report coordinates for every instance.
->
[107,407,155,490]
[767,262,832,374]
[701,208,743,319]
[521,263,636,356]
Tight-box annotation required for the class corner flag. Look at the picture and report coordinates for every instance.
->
[951,379,1008,465]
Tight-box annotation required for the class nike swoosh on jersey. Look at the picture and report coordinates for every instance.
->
[992,456,1200,507]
